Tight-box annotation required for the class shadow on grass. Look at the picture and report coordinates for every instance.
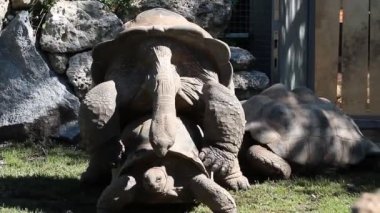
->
[239,144,380,202]
[0,176,100,212]
[328,168,380,193]
[241,158,380,194]
[0,176,198,213]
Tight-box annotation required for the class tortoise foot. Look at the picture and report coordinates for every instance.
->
[190,174,237,213]
[199,146,235,175]
[217,158,250,191]
[223,175,250,191]
[97,175,137,212]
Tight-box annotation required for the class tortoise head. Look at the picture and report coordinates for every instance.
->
[143,166,167,193]
[143,166,175,195]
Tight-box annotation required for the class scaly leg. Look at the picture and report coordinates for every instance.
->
[200,81,245,177]
[246,145,291,179]
[190,174,237,213]
[97,175,137,213]
[79,80,121,185]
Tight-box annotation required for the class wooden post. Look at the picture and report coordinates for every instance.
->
[314,0,340,102]
[369,0,380,115]
[341,0,369,115]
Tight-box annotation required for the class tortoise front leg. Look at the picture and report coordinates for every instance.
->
[79,80,121,184]
[216,158,250,191]
[200,81,245,177]
[97,175,137,213]
[246,145,291,179]
[190,174,237,213]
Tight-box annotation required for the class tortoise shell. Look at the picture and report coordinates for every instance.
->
[243,84,378,166]
[91,8,233,90]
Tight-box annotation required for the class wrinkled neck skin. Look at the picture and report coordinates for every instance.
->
[146,43,180,157]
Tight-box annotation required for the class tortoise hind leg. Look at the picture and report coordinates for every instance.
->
[247,145,291,179]
[97,175,137,213]
[190,174,237,213]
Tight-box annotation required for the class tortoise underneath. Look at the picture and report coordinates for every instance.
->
[97,116,236,213]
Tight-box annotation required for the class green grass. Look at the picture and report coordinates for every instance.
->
[1,143,379,213]
[0,143,96,212]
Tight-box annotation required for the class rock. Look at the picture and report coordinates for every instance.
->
[2,13,14,26]
[230,46,255,71]
[51,120,80,144]
[11,0,32,9]
[233,71,269,90]
[66,51,93,98]
[127,0,232,36]
[233,71,269,100]
[48,53,69,74]
[0,11,79,141]
[40,0,122,53]
[6,13,14,20]
[352,191,380,213]
[0,0,9,29]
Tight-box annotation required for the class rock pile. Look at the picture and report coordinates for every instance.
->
[230,46,269,100]
[0,0,123,142]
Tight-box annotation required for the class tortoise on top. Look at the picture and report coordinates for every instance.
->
[97,116,237,213]
[241,84,380,179]
[80,8,248,190]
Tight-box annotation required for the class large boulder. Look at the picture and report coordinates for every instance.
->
[66,51,93,98]
[40,0,122,53]
[0,0,9,29]
[230,46,256,71]
[233,71,269,100]
[0,11,79,141]
[127,0,232,36]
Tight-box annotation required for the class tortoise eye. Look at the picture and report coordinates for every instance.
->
[156,177,162,182]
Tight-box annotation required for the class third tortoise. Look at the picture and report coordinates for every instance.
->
[241,84,380,179]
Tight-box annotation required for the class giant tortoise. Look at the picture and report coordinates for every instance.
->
[241,84,380,179]
[79,8,247,190]
[97,116,237,213]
